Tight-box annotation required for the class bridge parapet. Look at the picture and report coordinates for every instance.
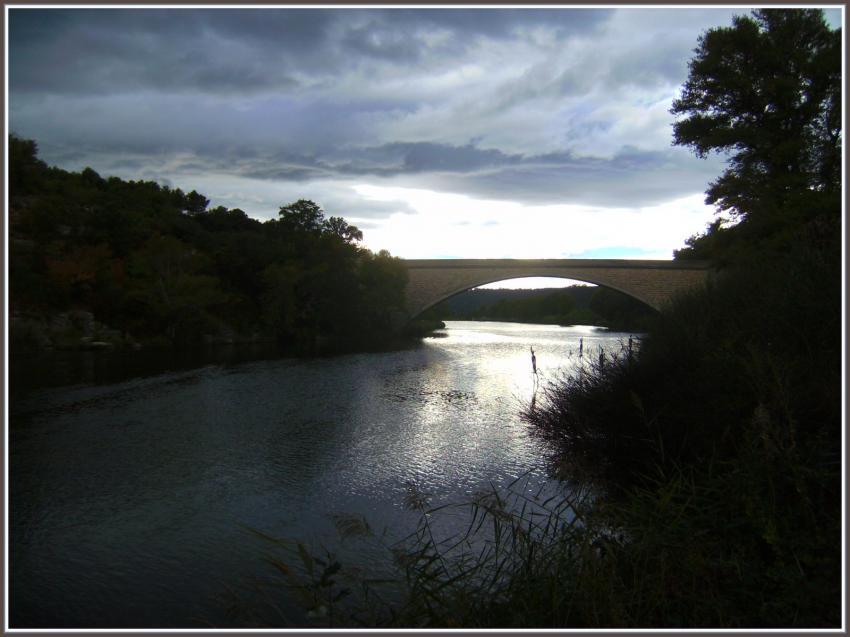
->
[402,258,712,317]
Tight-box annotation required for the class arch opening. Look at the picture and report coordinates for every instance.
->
[412,275,656,331]
[476,276,593,291]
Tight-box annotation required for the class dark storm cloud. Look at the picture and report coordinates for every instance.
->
[326,142,520,176]
[26,122,719,212]
[400,147,726,208]
[9,9,306,95]
[395,143,517,173]
[9,8,610,96]
[340,21,426,63]
[326,144,722,210]
[386,8,609,39]
[9,6,745,218]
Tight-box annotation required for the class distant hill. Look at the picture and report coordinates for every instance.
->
[435,286,593,314]
[421,285,654,331]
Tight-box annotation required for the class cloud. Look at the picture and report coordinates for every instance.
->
[336,144,725,208]
[445,147,727,208]
[9,9,322,95]
[9,6,762,256]
[10,7,737,162]
[21,128,723,212]
[8,8,610,96]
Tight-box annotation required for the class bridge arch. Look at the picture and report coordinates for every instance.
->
[412,274,653,320]
[402,259,711,319]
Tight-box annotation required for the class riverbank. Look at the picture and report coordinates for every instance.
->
[9,326,446,398]
[9,308,419,355]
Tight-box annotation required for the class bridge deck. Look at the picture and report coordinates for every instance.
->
[403,258,711,270]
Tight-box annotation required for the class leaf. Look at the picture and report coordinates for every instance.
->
[268,557,291,577]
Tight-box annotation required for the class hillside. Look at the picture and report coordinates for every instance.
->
[423,285,654,331]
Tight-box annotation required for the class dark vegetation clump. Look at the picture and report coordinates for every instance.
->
[528,221,841,492]
[8,136,409,355]
[521,226,841,626]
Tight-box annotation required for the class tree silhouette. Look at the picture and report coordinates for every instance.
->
[671,9,841,230]
[278,199,326,234]
[323,215,363,243]
[9,138,409,352]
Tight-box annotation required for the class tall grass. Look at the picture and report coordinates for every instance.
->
[519,232,842,627]
[239,478,606,628]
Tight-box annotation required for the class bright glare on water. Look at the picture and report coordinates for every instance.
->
[10,321,638,628]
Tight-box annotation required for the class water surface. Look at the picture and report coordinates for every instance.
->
[9,321,634,627]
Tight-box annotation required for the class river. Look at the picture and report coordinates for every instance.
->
[9,321,636,628]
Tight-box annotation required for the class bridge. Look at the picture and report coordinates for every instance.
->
[402,258,712,318]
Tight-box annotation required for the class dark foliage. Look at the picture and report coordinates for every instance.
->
[8,136,408,353]
[522,231,841,626]
[672,9,841,261]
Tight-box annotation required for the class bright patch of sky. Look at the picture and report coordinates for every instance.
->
[350,185,713,259]
[477,278,594,290]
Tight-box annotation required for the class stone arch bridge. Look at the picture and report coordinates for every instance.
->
[403,259,712,318]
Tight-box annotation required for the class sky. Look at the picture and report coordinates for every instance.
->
[7,6,843,285]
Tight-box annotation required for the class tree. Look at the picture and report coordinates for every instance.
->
[8,138,411,351]
[323,216,363,243]
[80,167,104,188]
[358,249,408,331]
[261,262,301,339]
[125,235,226,342]
[671,9,841,228]
[183,189,210,215]
[278,199,326,234]
[8,135,46,195]
[589,287,655,330]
